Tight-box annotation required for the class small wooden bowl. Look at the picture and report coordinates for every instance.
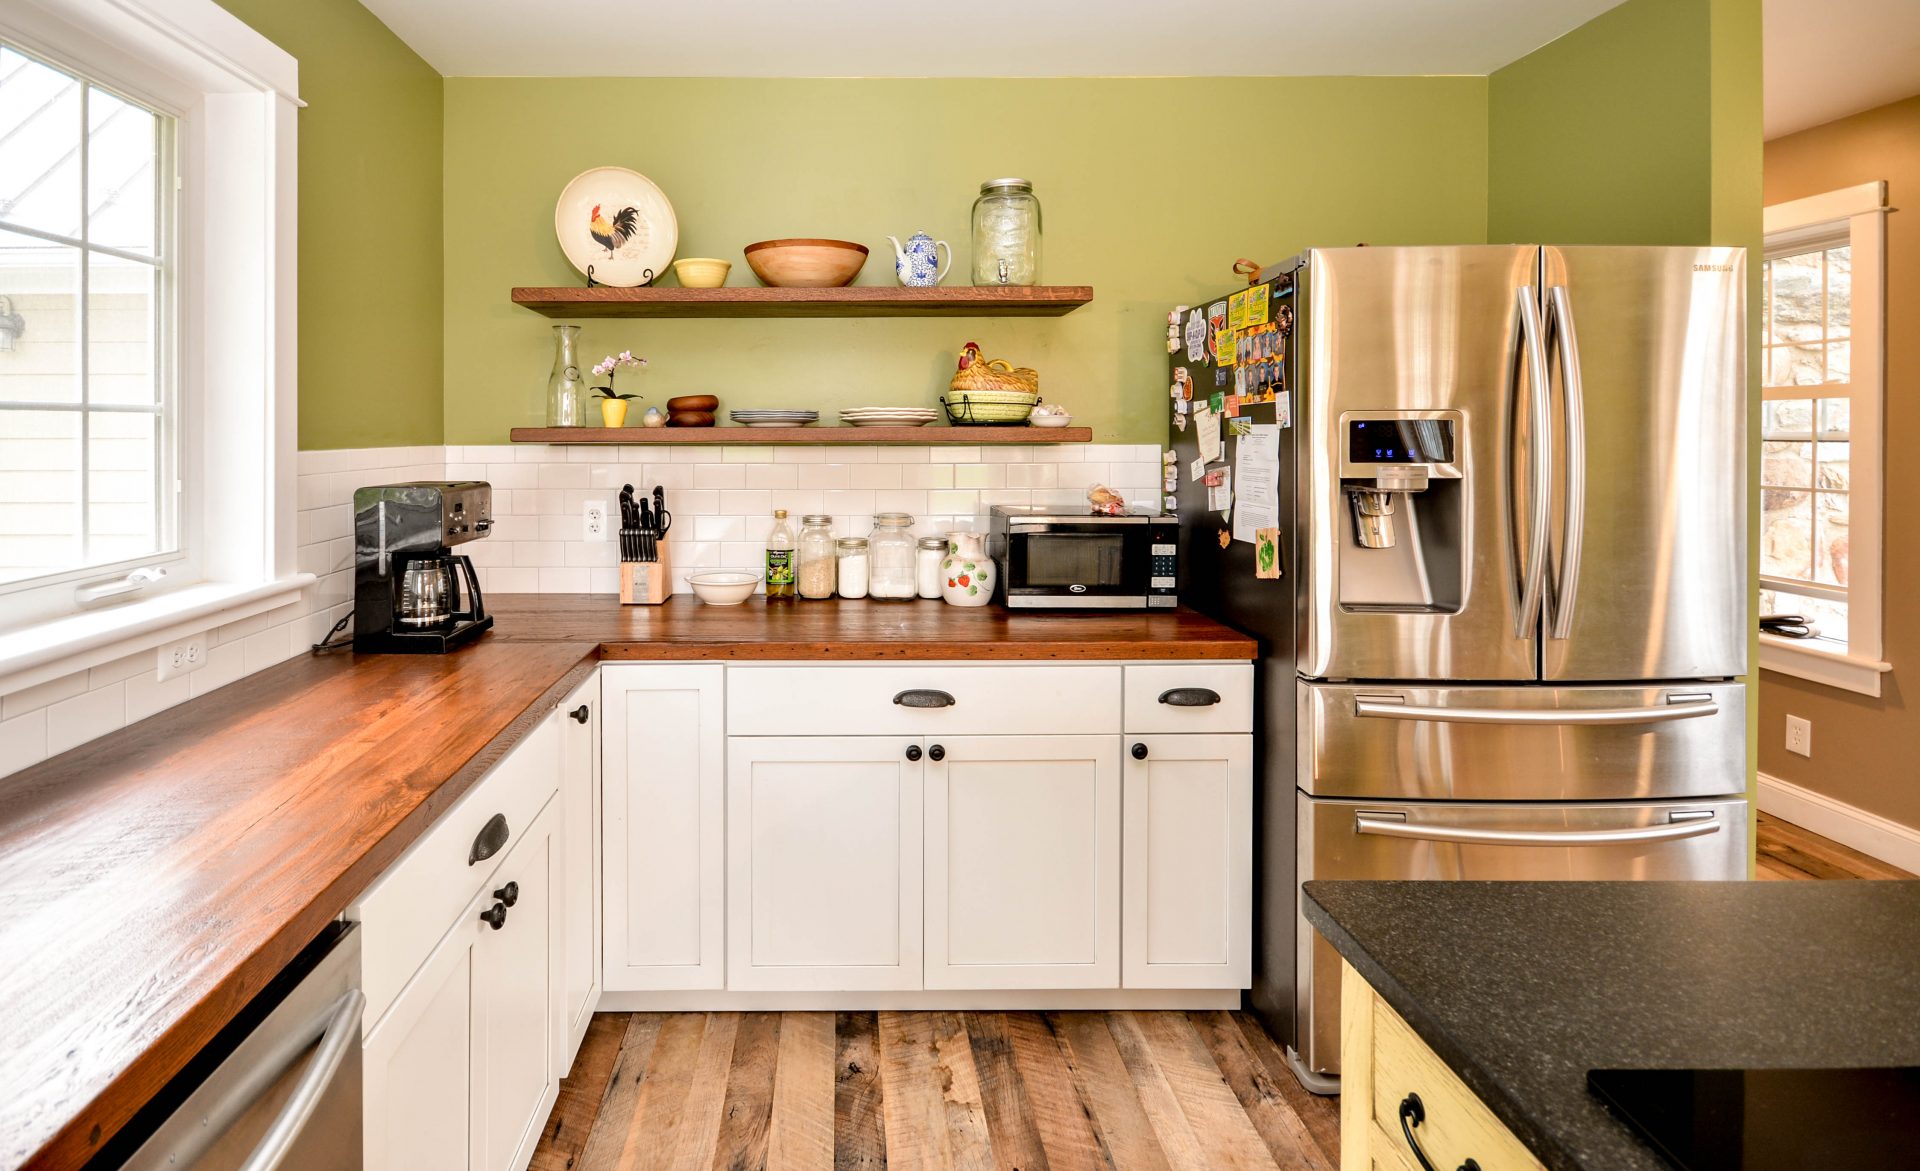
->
[666,410,716,427]
[667,394,719,413]
[744,238,868,288]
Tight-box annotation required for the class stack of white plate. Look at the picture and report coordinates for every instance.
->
[729,409,819,427]
[839,407,939,428]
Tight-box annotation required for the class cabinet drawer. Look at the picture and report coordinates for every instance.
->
[1123,664,1253,734]
[352,714,560,1030]
[727,665,1120,736]
[1344,963,1543,1171]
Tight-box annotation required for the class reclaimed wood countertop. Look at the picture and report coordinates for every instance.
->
[0,596,1251,1170]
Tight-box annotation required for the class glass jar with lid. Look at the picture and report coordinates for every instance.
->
[916,536,948,599]
[868,512,918,599]
[835,537,870,599]
[970,178,1041,286]
[797,514,836,599]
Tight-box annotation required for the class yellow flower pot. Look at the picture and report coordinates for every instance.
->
[599,398,630,427]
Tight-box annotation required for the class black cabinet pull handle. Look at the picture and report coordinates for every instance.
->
[569,704,590,724]
[894,689,956,709]
[469,813,509,866]
[493,881,519,907]
[480,902,508,930]
[1131,742,1149,760]
[905,745,923,762]
[1158,687,1221,707]
[928,744,946,762]
[1397,1094,1480,1171]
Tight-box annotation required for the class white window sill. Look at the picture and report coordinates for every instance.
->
[0,576,316,697]
[1758,632,1891,697]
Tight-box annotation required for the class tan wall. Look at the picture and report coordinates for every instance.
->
[1760,94,1920,825]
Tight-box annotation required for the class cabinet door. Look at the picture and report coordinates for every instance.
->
[601,664,725,991]
[557,674,599,1062]
[471,798,562,1171]
[1122,733,1252,989]
[362,900,476,1171]
[727,736,923,990]
[925,735,1120,989]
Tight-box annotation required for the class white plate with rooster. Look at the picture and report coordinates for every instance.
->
[553,166,678,287]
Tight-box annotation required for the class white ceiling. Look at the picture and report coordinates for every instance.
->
[358,0,1628,79]
[1766,0,1920,138]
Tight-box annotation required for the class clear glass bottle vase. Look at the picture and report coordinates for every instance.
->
[546,324,588,427]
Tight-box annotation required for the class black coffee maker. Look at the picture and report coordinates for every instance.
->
[353,482,494,653]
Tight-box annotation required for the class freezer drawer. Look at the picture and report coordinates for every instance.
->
[1297,681,1746,801]
[1291,794,1748,1078]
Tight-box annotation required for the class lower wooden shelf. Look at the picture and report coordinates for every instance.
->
[508,426,1092,445]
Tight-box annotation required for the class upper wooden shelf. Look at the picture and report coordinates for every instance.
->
[510,425,1092,445]
[509,284,1094,318]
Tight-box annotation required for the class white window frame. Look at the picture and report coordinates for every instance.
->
[1758,180,1890,696]
[0,0,310,695]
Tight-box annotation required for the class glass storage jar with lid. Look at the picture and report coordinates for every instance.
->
[868,512,918,599]
[797,514,836,599]
[836,537,870,599]
[971,178,1041,286]
[916,536,949,599]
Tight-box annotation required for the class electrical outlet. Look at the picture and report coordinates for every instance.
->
[1785,714,1812,758]
[583,500,609,543]
[156,633,208,682]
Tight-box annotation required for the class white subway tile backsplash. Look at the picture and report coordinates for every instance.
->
[694,516,746,542]
[744,463,799,490]
[0,709,48,775]
[2,672,89,720]
[47,682,126,756]
[901,464,953,489]
[929,446,982,464]
[694,463,746,489]
[126,672,191,722]
[795,463,850,490]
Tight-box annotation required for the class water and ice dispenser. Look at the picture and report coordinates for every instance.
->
[1337,413,1464,612]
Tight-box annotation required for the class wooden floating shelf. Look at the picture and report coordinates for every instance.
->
[510,425,1093,445]
[509,284,1094,318]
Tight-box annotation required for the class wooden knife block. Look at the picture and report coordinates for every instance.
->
[619,543,672,605]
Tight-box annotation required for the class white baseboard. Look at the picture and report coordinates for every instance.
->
[596,988,1242,1012]
[1756,772,1920,874]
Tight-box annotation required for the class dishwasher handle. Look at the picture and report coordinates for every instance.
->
[1353,693,1718,726]
[1355,810,1720,847]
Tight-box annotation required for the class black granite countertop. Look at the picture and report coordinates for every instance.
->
[1302,880,1920,1171]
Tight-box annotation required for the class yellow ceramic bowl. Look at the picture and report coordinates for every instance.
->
[672,257,731,288]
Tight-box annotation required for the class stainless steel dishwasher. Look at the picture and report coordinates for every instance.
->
[113,922,363,1171]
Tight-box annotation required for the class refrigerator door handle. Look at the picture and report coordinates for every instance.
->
[1545,284,1587,640]
[1354,809,1721,847]
[1352,693,1719,725]
[1512,286,1552,639]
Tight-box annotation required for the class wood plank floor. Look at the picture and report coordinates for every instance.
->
[531,1010,1340,1171]
[536,816,1903,1171]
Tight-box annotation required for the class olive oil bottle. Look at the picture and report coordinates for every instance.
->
[765,509,796,600]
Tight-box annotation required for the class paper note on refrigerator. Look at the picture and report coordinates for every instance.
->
[1232,423,1281,544]
[1196,404,1222,464]
[1207,466,1232,512]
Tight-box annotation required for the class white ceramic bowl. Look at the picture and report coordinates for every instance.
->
[687,570,761,605]
[1028,412,1074,428]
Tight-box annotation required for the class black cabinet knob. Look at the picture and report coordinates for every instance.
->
[480,902,508,930]
[905,745,922,762]
[569,704,590,724]
[493,881,519,907]
[928,744,946,762]
[1131,742,1149,760]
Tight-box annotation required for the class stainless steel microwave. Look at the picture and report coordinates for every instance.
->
[986,506,1179,609]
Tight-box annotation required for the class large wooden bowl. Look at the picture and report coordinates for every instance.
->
[744,238,869,288]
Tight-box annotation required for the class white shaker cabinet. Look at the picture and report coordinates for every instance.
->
[556,674,600,1058]
[600,664,726,991]
[1121,732,1253,988]
[726,736,924,990]
[924,735,1121,989]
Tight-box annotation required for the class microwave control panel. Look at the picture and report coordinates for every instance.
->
[1149,520,1179,608]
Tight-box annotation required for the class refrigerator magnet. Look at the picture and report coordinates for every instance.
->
[1215,328,1235,364]
[1184,309,1207,360]
[1245,283,1270,326]
[1228,288,1248,330]
[1217,528,1232,549]
[1255,528,1282,578]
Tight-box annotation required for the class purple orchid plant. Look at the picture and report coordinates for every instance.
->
[591,351,647,401]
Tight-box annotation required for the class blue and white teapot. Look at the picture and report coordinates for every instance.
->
[886,231,952,287]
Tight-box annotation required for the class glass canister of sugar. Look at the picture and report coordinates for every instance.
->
[916,536,948,599]
[868,512,918,599]
[835,537,871,599]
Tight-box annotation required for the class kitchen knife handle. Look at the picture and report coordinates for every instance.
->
[893,689,956,709]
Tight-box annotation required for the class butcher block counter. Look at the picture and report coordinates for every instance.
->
[0,595,1252,1171]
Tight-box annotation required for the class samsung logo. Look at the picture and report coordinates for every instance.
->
[1069,584,1088,594]
[1693,263,1736,273]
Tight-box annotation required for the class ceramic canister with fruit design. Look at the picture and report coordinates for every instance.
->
[940,531,996,607]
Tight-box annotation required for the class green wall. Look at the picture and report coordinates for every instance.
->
[215,0,444,449]
[441,78,1489,445]
[1487,0,1717,244]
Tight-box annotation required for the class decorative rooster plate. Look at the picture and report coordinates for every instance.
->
[553,166,678,287]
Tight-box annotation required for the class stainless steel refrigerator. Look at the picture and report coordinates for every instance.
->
[1165,245,1750,1091]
